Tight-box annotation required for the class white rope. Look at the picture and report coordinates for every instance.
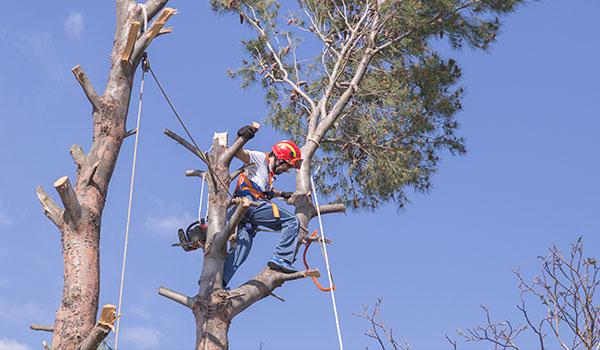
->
[310,175,344,350]
[139,3,148,33]
[197,172,206,222]
[113,63,146,350]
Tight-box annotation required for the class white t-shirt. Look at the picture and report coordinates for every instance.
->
[245,150,272,192]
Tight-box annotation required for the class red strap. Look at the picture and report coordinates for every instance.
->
[303,230,336,292]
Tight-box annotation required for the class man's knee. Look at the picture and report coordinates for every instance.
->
[282,215,299,231]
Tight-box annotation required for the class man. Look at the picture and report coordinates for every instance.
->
[223,124,303,287]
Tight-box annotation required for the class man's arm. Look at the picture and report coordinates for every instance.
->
[234,148,251,164]
[235,125,258,164]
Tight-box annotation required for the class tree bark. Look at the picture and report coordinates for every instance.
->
[36,1,173,349]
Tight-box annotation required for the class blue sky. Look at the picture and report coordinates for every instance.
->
[0,1,599,349]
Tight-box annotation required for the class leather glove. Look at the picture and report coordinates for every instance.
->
[237,125,257,140]
[280,191,294,199]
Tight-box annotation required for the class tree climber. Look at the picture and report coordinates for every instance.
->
[222,124,303,287]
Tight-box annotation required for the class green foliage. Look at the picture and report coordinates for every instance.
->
[212,0,524,209]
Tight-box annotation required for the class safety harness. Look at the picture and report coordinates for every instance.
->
[233,160,281,219]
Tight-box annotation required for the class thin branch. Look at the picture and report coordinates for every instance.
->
[186,169,206,178]
[30,324,54,333]
[164,128,209,164]
[158,286,194,309]
[71,65,100,111]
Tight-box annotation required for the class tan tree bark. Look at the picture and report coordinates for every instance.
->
[34,1,175,349]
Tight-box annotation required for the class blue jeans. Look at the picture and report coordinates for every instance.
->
[223,200,299,286]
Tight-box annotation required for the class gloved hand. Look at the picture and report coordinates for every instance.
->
[280,191,294,199]
[237,125,257,140]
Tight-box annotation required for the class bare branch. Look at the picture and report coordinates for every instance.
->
[71,65,99,111]
[224,197,252,238]
[53,176,82,226]
[158,286,194,309]
[315,203,346,217]
[164,129,209,164]
[186,169,206,178]
[30,324,54,333]
[124,128,137,139]
[36,185,63,227]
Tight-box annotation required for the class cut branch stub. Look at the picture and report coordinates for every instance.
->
[186,169,206,178]
[78,304,116,350]
[53,176,82,226]
[36,185,63,227]
[158,286,194,309]
[121,21,142,63]
[71,65,99,111]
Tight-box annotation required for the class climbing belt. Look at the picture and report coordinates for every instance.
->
[310,175,344,350]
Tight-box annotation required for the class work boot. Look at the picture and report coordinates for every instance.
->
[267,256,298,274]
[177,228,191,252]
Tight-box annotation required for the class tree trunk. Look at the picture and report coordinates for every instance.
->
[35,1,175,349]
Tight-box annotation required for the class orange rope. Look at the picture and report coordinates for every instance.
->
[303,230,336,292]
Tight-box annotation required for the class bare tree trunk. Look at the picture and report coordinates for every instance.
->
[35,1,175,349]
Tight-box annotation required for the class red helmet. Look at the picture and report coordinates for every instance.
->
[272,140,303,169]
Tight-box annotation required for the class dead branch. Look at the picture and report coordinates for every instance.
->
[30,324,54,333]
[124,128,137,138]
[53,176,81,226]
[71,65,100,111]
[158,286,194,309]
[186,169,206,177]
[315,203,346,216]
[164,128,209,164]
[36,185,63,227]
[224,197,252,238]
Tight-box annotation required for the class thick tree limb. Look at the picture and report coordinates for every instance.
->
[315,203,346,216]
[222,122,260,165]
[36,185,63,227]
[71,65,100,111]
[229,267,320,317]
[30,324,54,333]
[53,176,82,225]
[158,286,194,309]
